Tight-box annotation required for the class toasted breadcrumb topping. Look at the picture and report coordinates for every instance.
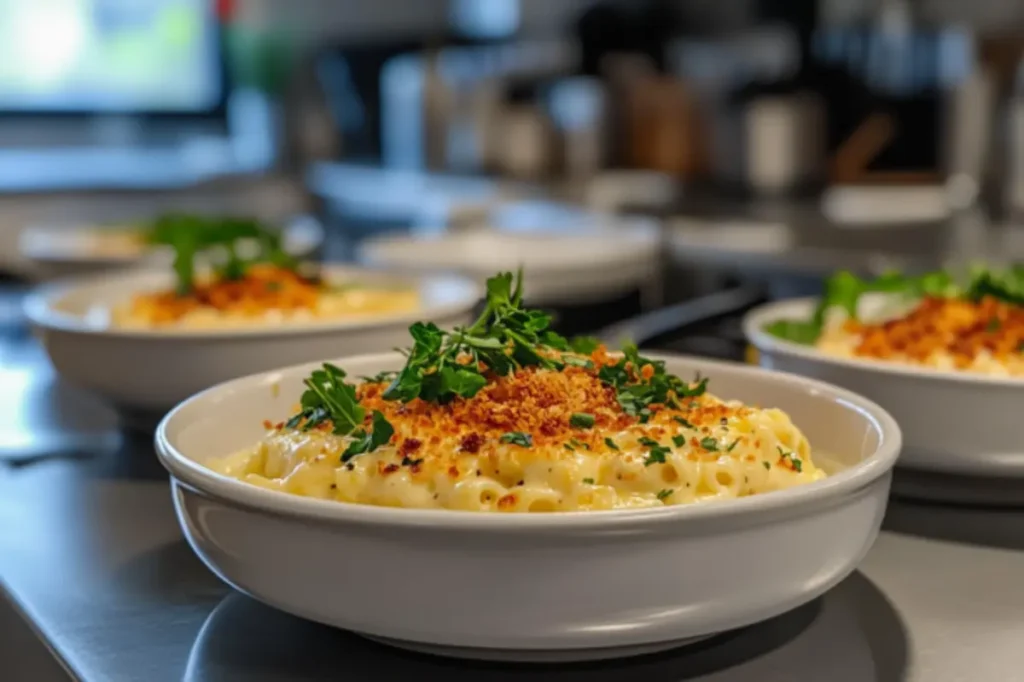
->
[845,296,1024,368]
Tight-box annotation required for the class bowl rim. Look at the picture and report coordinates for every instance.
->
[358,224,661,277]
[743,297,1024,388]
[18,214,325,265]
[23,265,482,341]
[155,351,902,533]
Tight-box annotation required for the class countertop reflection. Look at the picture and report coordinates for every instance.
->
[185,570,904,682]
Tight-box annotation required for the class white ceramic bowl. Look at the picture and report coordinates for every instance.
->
[18,215,325,280]
[744,298,1024,479]
[24,267,479,419]
[156,353,900,662]
[358,219,661,306]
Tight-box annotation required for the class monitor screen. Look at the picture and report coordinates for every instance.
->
[0,0,221,112]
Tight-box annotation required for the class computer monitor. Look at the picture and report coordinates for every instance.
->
[0,0,223,115]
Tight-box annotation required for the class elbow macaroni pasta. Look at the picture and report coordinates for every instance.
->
[211,392,826,513]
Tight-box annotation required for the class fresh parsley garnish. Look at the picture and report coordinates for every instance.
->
[604,437,620,450]
[643,443,670,466]
[289,363,367,436]
[673,416,694,429]
[146,213,302,295]
[763,461,771,470]
[777,445,803,472]
[672,434,686,447]
[570,413,595,429]
[764,266,1024,345]
[700,437,719,452]
[582,477,595,485]
[569,438,590,450]
[401,456,423,467]
[500,432,533,447]
[726,439,740,452]
[656,489,673,501]
[598,344,708,419]
[381,270,580,405]
[342,411,394,462]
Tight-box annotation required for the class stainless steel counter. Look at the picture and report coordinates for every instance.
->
[2,292,1024,681]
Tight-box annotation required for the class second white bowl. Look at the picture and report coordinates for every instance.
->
[25,267,480,418]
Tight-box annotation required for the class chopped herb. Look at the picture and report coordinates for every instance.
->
[341,411,394,462]
[673,416,694,429]
[638,436,659,447]
[564,443,575,451]
[604,437,620,450]
[672,434,687,448]
[762,461,771,470]
[401,456,424,467]
[500,432,533,448]
[777,445,803,472]
[562,355,595,369]
[569,438,590,450]
[700,437,719,451]
[582,477,595,485]
[570,413,596,429]
[644,444,670,467]
[570,336,602,354]
[726,439,740,452]
[656,489,673,501]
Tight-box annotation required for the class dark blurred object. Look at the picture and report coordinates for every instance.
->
[317,41,425,162]
[813,2,969,185]
[576,0,679,77]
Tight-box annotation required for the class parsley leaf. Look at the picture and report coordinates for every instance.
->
[289,363,366,436]
[570,413,595,429]
[700,437,719,452]
[762,461,771,470]
[656,489,673,501]
[673,416,694,429]
[341,411,394,462]
[582,477,595,485]
[604,437,619,450]
[500,432,533,447]
[726,439,740,452]
[644,444,670,466]
[672,434,686,447]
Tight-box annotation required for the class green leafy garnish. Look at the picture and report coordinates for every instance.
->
[672,435,686,447]
[643,443,670,467]
[764,266,1024,345]
[570,413,595,429]
[656,489,673,501]
[604,437,620,450]
[500,432,533,447]
[673,416,694,429]
[342,411,394,462]
[599,344,707,418]
[777,446,803,472]
[700,437,719,452]
[145,213,303,295]
[727,439,740,452]
[570,336,602,354]
[763,461,770,470]
[382,270,581,405]
[291,363,366,436]
[582,477,595,485]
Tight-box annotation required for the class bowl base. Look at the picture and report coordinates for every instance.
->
[359,633,713,663]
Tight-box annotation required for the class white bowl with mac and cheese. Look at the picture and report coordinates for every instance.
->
[156,352,899,662]
[25,267,480,424]
[745,297,1024,483]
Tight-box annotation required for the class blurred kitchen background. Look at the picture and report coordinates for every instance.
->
[5,0,1024,345]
